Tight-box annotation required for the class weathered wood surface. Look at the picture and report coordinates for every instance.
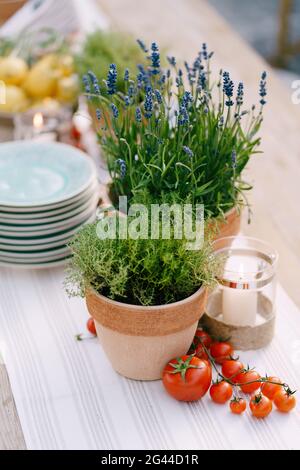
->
[0,363,26,450]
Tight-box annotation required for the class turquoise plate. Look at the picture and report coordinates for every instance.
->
[0,141,96,207]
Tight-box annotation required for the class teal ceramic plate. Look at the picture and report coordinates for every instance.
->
[0,203,96,235]
[0,238,72,252]
[0,141,96,207]
[0,194,98,225]
[0,245,70,260]
[0,179,98,216]
[0,257,71,270]
[0,214,95,245]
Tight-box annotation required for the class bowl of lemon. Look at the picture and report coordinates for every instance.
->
[0,52,79,117]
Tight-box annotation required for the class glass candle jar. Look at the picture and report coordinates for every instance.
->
[202,236,278,350]
[13,105,72,142]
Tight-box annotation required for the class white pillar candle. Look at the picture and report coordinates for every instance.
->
[222,286,257,326]
[221,261,257,326]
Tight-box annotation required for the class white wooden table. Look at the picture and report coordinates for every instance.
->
[0,267,300,450]
[1,0,300,450]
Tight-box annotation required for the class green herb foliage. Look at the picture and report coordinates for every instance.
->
[84,41,266,219]
[75,30,146,97]
[65,209,218,306]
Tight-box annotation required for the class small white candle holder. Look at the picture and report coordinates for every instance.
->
[201,236,278,350]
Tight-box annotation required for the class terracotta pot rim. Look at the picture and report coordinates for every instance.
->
[225,206,239,217]
[87,284,206,311]
[209,205,240,220]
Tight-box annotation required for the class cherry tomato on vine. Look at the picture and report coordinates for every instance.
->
[195,343,209,361]
[261,377,282,400]
[230,398,247,415]
[210,342,233,364]
[87,317,97,336]
[194,329,213,348]
[162,355,212,402]
[274,389,296,413]
[210,381,233,404]
[236,369,261,394]
[249,393,272,419]
[222,359,244,383]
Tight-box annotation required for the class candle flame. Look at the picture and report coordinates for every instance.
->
[33,112,44,129]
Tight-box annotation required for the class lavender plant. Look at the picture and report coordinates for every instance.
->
[83,40,267,219]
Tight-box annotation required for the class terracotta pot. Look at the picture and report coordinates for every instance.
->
[0,0,26,23]
[86,286,208,381]
[207,207,241,242]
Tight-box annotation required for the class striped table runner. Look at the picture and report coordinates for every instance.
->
[0,266,300,450]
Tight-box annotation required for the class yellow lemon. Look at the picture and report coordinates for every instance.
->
[35,53,60,68]
[23,60,59,98]
[58,54,74,77]
[56,74,79,103]
[31,97,61,112]
[0,56,28,86]
[0,85,29,113]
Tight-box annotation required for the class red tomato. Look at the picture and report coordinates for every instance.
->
[194,329,213,348]
[222,360,244,383]
[194,343,209,361]
[87,317,97,336]
[230,398,247,415]
[261,377,282,400]
[162,355,212,402]
[274,389,296,413]
[210,342,233,364]
[236,370,261,394]
[210,381,233,404]
[250,393,272,419]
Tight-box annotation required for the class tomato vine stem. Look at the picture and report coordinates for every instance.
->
[198,340,290,391]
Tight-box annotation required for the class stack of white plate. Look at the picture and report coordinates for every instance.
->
[0,141,99,269]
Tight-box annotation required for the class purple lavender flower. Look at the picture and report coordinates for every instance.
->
[137,39,148,53]
[183,146,194,158]
[158,74,166,86]
[236,82,244,106]
[259,71,267,106]
[223,71,234,107]
[151,42,160,75]
[144,90,153,118]
[154,89,163,104]
[135,107,142,122]
[106,64,117,95]
[198,72,207,90]
[128,83,135,98]
[124,95,130,107]
[178,105,189,125]
[116,159,126,178]
[184,61,190,72]
[176,71,183,87]
[124,68,129,81]
[96,108,101,121]
[110,103,119,118]
[87,70,101,95]
[231,150,237,169]
[182,91,193,108]
[167,56,176,67]
[218,116,224,128]
[82,74,91,95]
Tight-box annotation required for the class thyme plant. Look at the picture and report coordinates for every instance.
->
[65,213,218,306]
